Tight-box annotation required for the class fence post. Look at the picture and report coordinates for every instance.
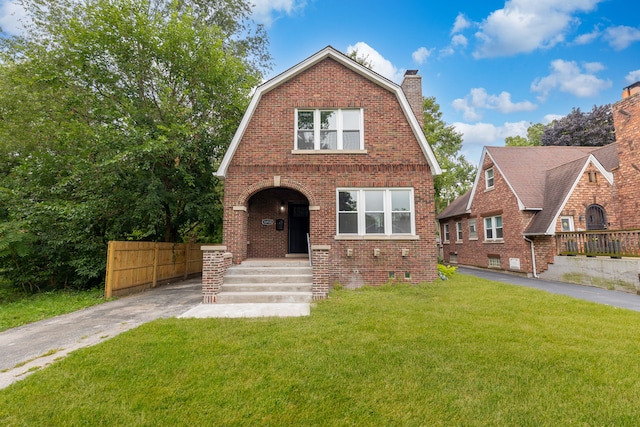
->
[183,243,190,280]
[104,241,116,299]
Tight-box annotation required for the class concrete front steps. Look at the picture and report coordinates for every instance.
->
[216,258,313,304]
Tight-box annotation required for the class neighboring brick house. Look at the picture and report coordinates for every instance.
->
[437,144,620,276]
[612,81,640,229]
[438,81,640,277]
[215,46,442,298]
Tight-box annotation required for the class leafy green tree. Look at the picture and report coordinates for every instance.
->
[0,0,269,290]
[423,97,475,213]
[505,122,545,146]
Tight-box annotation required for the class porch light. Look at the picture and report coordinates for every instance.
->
[279,201,286,213]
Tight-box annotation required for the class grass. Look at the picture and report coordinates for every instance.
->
[0,284,106,332]
[1,274,640,425]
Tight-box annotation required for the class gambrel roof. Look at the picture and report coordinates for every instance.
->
[215,46,442,178]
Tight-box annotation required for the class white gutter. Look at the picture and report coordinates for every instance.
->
[523,236,539,279]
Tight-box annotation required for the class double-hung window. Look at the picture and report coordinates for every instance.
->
[456,221,463,242]
[337,188,414,236]
[296,109,363,150]
[485,168,494,190]
[468,218,478,240]
[443,223,450,243]
[484,216,503,241]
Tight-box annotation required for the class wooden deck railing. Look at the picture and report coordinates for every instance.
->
[556,230,640,258]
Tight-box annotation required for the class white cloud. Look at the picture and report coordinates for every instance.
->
[625,70,640,84]
[531,59,612,100]
[573,27,600,45]
[412,47,434,65]
[473,0,603,58]
[604,25,640,50]
[451,34,468,48]
[454,121,529,145]
[451,13,471,34]
[250,0,306,27]
[0,0,28,35]
[544,114,564,123]
[452,88,536,121]
[346,42,404,83]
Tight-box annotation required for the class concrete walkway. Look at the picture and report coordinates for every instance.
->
[0,277,310,390]
[458,266,640,312]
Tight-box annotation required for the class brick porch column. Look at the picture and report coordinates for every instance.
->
[201,245,230,303]
[311,245,331,300]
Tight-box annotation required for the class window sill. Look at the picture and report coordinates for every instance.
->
[292,149,368,155]
[484,239,504,244]
[455,241,464,244]
[484,187,495,192]
[335,234,420,241]
[469,237,478,241]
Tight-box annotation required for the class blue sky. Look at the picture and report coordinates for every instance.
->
[2,0,639,164]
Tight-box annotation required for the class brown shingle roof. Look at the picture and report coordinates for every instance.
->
[486,146,598,209]
[436,190,471,220]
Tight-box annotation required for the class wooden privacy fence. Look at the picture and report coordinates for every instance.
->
[104,241,204,298]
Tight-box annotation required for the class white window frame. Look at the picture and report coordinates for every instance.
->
[295,108,364,150]
[468,218,478,240]
[336,188,415,236]
[443,223,450,243]
[456,221,463,242]
[484,215,503,241]
[560,216,574,232]
[485,168,494,190]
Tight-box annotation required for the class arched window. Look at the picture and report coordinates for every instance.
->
[585,204,607,230]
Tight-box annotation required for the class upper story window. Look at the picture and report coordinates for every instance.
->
[484,215,503,241]
[296,109,363,150]
[468,218,478,240]
[337,188,414,236]
[485,168,495,190]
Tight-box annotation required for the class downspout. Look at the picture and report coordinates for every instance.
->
[523,236,539,279]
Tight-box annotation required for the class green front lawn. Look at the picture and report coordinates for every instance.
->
[1,274,639,426]
[0,286,105,332]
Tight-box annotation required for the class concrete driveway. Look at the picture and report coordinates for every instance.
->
[0,278,202,389]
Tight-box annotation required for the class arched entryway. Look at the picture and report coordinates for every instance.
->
[585,204,607,230]
[246,188,310,258]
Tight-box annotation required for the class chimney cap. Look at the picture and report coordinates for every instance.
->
[623,81,640,91]
[404,70,419,76]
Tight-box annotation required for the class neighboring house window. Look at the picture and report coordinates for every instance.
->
[560,216,574,232]
[585,204,606,230]
[296,109,363,150]
[337,188,414,235]
[443,223,450,243]
[484,216,503,241]
[456,221,463,242]
[468,218,478,240]
[485,168,494,190]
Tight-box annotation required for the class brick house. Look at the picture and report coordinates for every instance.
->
[437,144,620,276]
[215,46,442,298]
[437,81,640,277]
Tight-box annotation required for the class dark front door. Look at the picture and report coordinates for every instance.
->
[586,204,607,230]
[288,203,309,254]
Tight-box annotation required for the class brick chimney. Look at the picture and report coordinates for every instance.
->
[622,81,640,99]
[401,70,423,129]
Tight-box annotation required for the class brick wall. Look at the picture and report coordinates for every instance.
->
[557,164,617,231]
[440,155,535,274]
[612,90,640,229]
[222,57,438,285]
